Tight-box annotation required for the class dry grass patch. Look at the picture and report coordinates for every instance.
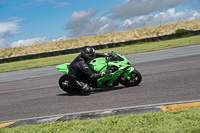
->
[0,19,200,59]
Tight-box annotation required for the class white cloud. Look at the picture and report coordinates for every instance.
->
[83,16,116,36]
[65,8,98,37]
[51,36,66,42]
[0,19,21,38]
[57,2,70,7]
[35,0,70,6]
[120,19,132,27]
[65,8,117,38]
[0,17,67,49]
[9,36,67,48]
[0,19,21,49]
[10,37,47,47]
[108,0,191,20]
[66,8,98,29]
[118,8,200,30]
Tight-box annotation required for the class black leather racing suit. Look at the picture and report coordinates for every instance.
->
[68,53,107,92]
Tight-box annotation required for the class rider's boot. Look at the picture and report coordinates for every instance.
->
[82,84,91,93]
[75,80,91,93]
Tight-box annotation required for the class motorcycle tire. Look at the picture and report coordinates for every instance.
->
[59,74,82,94]
[120,69,142,87]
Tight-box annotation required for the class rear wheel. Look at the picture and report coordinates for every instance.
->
[59,74,82,94]
[120,69,142,87]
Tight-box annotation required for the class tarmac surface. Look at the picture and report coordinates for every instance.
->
[0,45,200,124]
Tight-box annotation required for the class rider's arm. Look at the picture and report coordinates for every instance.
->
[82,63,102,79]
[96,53,109,57]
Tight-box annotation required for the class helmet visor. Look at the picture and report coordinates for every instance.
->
[85,52,95,60]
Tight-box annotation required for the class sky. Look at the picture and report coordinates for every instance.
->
[0,0,200,49]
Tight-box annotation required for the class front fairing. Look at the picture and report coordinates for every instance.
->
[108,52,131,69]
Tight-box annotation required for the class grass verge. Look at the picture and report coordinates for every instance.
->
[0,35,200,73]
[1,108,200,133]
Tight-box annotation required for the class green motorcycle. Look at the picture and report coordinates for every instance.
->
[56,52,142,94]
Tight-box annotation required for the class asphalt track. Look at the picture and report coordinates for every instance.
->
[0,45,200,122]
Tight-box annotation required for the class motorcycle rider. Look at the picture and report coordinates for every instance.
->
[68,46,111,93]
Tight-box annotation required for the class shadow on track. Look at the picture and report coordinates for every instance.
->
[57,86,126,96]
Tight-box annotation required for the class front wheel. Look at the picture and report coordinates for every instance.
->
[59,74,82,94]
[120,69,142,87]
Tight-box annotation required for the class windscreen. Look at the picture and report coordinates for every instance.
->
[110,52,124,61]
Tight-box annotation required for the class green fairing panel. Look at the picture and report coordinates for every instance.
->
[97,69,123,87]
[89,58,107,72]
[109,52,131,67]
[56,63,70,74]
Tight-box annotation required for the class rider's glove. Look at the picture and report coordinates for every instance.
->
[101,70,112,77]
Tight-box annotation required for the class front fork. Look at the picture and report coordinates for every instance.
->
[122,67,134,80]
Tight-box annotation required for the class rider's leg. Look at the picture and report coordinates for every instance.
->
[74,78,91,93]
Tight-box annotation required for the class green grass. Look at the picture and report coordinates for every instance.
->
[1,35,200,73]
[1,108,200,133]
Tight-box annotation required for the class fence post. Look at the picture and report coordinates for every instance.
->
[195,15,199,19]
[97,31,101,35]
[113,28,115,33]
